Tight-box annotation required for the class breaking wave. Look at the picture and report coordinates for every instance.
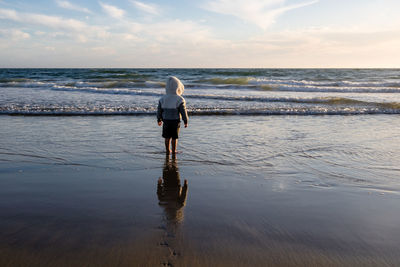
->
[195,77,251,85]
[2,95,400,116]
[2,107,400,116]
[2,68,400,117]
[2,75,400,94]
[46,85,400,109]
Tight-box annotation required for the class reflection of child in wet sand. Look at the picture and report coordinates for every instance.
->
[157,156,188,223]
[157,76,189,155]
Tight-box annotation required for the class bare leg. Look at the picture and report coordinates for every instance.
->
[171,138,178,154]
[165,138,171,154]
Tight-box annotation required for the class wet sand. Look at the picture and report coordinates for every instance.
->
[1,116,400,266]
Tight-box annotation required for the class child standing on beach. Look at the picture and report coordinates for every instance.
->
[157,76,189,154]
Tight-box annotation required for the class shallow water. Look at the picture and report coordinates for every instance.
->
[1,115,400,266]
[2,115,399,192]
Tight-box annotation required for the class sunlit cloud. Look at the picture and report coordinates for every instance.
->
[56,0,92,14]
[138,20,212,42]
[0,8,109,41]
[0,8,19,21]
[0,8,85,31]
[1,0,399,67]
[99,2,125,19]
[121,33,141,41]
[0,28,30,41]
[204,0,318,30]
[131,1,160,15]
[34,31,46,36]
[230,26,400,67]
[90,46,117,55]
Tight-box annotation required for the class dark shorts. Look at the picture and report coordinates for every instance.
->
[162,120,180,139]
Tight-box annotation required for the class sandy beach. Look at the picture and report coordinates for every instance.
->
[1,115,400,266]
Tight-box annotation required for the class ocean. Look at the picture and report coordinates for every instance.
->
[1,68,400,115]
[1,69,400,266]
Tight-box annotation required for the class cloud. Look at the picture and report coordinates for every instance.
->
[99,2,125,19]
[204,0,318,30]
[0,29,30,41]
[229,26,400,67]
[112,21,400,67]
[131,1,160,15]
[56,0,92,14]
[2,2,399,68]
[90,46,116,56]
[0,8,85,31]
[0,8,109,41]
[0,8,19,20]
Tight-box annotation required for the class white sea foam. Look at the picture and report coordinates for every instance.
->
[1,68,400,116]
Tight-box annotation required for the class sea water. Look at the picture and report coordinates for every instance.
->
[1,68,400,115]
[1,115,399,192]
[1,68,400,190]
[1,68,400,265]
[1,115,400,265]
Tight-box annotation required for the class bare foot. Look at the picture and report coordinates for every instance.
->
[166,150,171,155]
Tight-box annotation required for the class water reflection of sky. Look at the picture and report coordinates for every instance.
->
[1,115,399,192]
[1,115,400,265]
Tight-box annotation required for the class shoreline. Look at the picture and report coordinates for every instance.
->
[2,112,400,116]
[1,115,400,266]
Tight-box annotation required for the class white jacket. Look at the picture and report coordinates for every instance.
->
[157,76,188,123]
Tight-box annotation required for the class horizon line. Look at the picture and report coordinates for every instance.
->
[1,67,399,69]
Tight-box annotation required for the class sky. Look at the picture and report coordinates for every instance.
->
[0,0,399,68]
